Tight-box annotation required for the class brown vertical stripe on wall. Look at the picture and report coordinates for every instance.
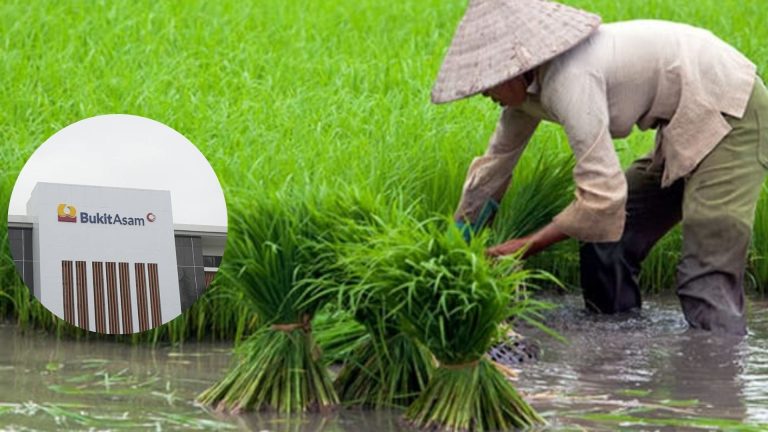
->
[62,261,75,325]
[75,261,89,330]
[204,271,216,289]
[148,263,162,327]
[106,262,120,333]
[135,263,149,332]
[119,262,133,333]
[92,262,106,333]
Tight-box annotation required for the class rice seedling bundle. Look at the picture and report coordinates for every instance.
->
[331,281,433,408]
[312,309,368,366]
[308,190,434,408]
[333,329,433,408]
[344,218,544,431]
[197,194,338,413]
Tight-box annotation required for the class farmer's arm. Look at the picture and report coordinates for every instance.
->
[487,220,568,258]
[454,108,540,227]
[488,69,627,258]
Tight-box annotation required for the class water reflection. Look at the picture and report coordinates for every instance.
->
[225,409,409,432]
[652,330,746,419]
[743,308,768,422]
[519,295,768,429]
[0,296,766,430]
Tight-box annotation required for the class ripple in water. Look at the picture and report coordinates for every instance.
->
[515,294,768,430]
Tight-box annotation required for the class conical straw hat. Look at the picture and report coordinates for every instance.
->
[431,0,601,104]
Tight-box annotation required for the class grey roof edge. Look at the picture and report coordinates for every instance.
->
[171,224,227,237]
[33,181,172,195]
[8,215,33,227]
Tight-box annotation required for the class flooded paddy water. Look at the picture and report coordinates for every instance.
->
[1,295,767,431]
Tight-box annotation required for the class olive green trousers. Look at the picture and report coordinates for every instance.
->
[581,77,768,335]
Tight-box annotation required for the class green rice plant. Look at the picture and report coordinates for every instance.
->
[333,329,433,408]
[306,189,434,408]
[312,308,367,366]
[343,217,545,431]
[491,147,575,243]
[639,228,682,294]
[196,194,338,413]
[331,270,434,408]
[491,149,580,289]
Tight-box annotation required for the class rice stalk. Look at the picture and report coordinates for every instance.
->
[491,151,574,242]
[196,194,338,413]
[312,309,367,366]
[199,327,336,413]
[343,217,546,430]
[406,359,540,431]
[305,189,435,408]
[334,329,433,408]
[491,150,579,289]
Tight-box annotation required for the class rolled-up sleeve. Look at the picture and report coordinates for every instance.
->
[544,69,627,242]
[454,108,540,222]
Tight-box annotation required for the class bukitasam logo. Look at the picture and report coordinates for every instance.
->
[57,204,77,223]
[56,204,154,227]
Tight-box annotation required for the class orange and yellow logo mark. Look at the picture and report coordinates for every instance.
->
[57,204,77,223]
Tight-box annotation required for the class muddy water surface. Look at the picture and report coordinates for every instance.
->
[0,295,767,430]
[517,295,768,431]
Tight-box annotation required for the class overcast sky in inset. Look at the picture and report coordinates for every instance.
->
[9,114,227,228]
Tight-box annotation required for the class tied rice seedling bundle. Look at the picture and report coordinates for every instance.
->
[308,190,434,408]
[312,309,367,366]
[346,219,544,431]
[332,280,434,408]
[333,320,433,408]
[197,195,338,413]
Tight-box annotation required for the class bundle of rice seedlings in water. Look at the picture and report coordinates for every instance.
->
[346,218,545,431]
[197,194,338,413]
[312,308,367,366]
[309,189,434,408]
[332,296,434,408]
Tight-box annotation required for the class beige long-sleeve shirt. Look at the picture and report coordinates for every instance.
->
[455,20,757,242]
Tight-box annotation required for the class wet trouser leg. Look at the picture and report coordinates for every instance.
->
[580,156,684,313]
[581,77,768,334]
[677,78,768,335]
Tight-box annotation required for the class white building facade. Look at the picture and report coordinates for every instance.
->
[26,183,182,333]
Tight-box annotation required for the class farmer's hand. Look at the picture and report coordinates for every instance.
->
[486,222,570,259]
[486,237,533,258]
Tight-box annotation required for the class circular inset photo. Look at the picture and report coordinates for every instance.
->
[7,114,227,334]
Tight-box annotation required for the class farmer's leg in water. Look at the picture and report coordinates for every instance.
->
[580,156,684,313]
[676,78,768,335]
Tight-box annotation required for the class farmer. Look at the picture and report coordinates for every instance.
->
[435,0,768,335]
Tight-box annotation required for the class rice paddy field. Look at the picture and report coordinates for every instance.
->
[1,0,768,430]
